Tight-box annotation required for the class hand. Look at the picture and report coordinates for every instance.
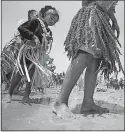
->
[33,35,40,44]
[46,34,52,41]
[112,22,120,39]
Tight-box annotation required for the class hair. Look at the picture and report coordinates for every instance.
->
[28,9,37,20]
[39,6,59,20]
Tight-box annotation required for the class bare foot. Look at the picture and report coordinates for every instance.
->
[21,96,32,105]
[3,94,12,103]
[53,102,75,120]
[13,90,22,95]
[81,103,109,114]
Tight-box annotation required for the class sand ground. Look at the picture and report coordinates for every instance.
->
[1,87,124,131]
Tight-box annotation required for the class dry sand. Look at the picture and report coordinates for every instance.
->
[1,87,124,131]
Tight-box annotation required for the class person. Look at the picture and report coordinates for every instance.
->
[14,10,39,47]
[53,0,124,118]
[5,6,59,103]
[1,9,39,92]
[32,55,55,91]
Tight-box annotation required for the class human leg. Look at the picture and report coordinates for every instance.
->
[53,51,88,118]
[81,56,109,114]
[22,64,35,102]
[4,71,22,103]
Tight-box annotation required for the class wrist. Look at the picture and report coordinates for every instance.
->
[33,35,37,39]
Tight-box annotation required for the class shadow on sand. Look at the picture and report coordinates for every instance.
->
[71,100,124,115]
[2,91,52,106]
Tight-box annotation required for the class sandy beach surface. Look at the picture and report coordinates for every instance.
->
[1,86,124,131]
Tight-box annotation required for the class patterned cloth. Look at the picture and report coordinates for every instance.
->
[64,0,123,79]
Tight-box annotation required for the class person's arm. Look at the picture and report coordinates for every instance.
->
[46,27,53,41]
[107,8,120,38]
[18,18,39,40]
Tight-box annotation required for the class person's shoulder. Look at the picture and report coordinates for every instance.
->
[27,18,41,26]
[17,19,27,27]
[97,1,117,11]
[29,18,40,24]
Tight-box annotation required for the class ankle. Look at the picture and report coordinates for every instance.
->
[8,94,12,97]
[82,98,94,106]
[55,98,68,106]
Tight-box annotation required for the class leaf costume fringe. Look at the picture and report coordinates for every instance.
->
[1,18,53,90]
[64,1,124,79]
[1,35,22,84]
[16,18,53,84]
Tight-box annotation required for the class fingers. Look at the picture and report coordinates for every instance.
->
[46,36,52,41]
[34,39,40,45]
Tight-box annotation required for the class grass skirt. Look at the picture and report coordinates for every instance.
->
[1,35,22,84]
[16,39,53,92]
[64,2,124,79]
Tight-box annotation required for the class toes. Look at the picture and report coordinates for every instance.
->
[102,108,109,113]
[97,107,109,114]
[81,105,109,114]
[59,111,75,120]
[3,95,12,103]
[53,104,75,120]
[20,97,32,106]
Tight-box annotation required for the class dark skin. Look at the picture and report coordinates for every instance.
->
[53,3,120,119]
[8,61,35,104]
[4,11,39,104]
[5,9,59,104]
[21,10,59,103]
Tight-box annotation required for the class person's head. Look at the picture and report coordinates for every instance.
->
[28,10,38,20]
[39,6,59,26]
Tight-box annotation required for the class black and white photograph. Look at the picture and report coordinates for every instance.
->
[1,0,124,131]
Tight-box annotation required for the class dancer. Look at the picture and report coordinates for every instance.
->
[53,1,124,118]
[1,9,38,92]
[5,6,59,103]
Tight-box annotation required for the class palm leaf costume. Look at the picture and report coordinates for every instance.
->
[1,34,22,85]
[64,0,124,79]
[1,18,53,92]
[16,17,53,89]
